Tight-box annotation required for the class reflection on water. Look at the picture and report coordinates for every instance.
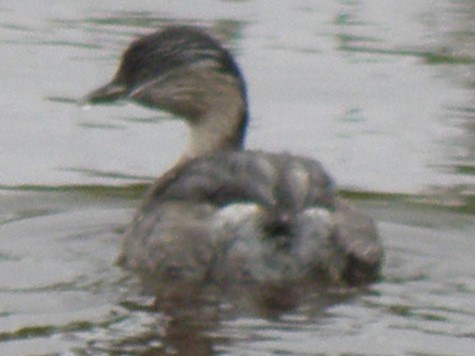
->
[0,0,475,354]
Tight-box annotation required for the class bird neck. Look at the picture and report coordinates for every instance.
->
[139,73,249,212]
[179,80,248,163]
[140,99,248,211]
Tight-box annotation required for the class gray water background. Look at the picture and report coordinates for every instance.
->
[1,0,475,354]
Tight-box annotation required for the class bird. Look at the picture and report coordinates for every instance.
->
[83,25,383,285]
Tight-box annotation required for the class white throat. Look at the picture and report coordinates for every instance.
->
[180,77,245,162]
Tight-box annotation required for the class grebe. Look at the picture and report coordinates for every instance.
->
[83,26,383,285]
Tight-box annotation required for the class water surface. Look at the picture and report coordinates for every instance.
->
[1,0,474,354]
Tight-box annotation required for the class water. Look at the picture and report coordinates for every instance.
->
[1,0,474,354]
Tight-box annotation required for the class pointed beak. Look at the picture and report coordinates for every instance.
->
[79,81,127,106]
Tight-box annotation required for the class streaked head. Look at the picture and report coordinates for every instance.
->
[83,25,249,151]
[83,26,247,119]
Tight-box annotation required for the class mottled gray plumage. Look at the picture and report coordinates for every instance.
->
[83,25,383,285]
